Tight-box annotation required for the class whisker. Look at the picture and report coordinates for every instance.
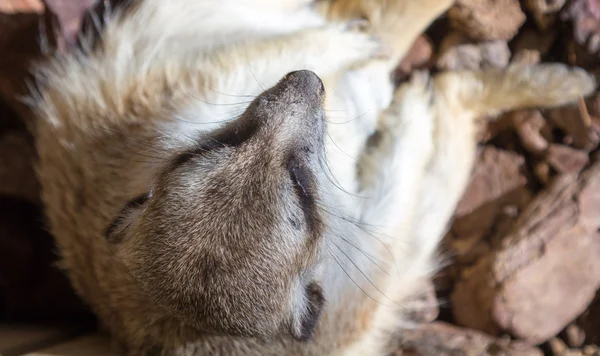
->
[325,243,392,308]
[326,131,357,162]
[330,239,399,306]
[324,110,369,125]
[247,64,266,91]
[314,201,401,275]
[187,90,255,107]
[337,236,389,275]
[316,153,365,199]
[207,87,258,99]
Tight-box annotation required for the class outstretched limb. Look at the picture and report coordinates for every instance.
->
[203,21,387,95]
[341,63,596,354]
[320,0,454,71]
[316,0,454,200]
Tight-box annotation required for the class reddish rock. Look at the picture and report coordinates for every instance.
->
[452,163,600,344]
[436,32,511,71]
[512,110,550,155]
[0,0,43,13]
[512,27,557,59]
[525,0,566,30]
[395,35,434,82]
[564,323,586,348]
[561,0,600,55]
[547,106,599,151]
[448,0,526,41]
[403,279,440,324]
[535,161,552,185]
[452,147,528,238]
[393,322,543,356]
[511,49,542,66]
[546,144,590,174]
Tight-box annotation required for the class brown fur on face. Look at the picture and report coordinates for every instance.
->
[106,70,328,341]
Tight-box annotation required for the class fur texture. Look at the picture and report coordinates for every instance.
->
[32,0,596,355]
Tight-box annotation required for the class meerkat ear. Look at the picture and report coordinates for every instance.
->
[104,192,151,243]
[290,282,325,342]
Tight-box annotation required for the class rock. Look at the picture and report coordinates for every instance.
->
[546,144,590,174]
[585,93,600,117]
[512,110,550,156]
[452,147,528,239]
[564,323,586,348]
[547,105,600,151]
[43,0,100,50]
[446,231,492,264]
[395,35,434,83]
[583,345,600,355]
[0,0,43,13]
[534,161,552,185]
[448,0,526,41]
[526,0,567,13]
[561,0,600,55]
[436,32,511,71]
[403,279,440,324]
[549,337,569,355]
[525,0,566,31]
[452,162,600,344]
[511,49,542,66]
[476,112,514,143]
[578,290,600,345]
[393,322,543,356]
[512,27,557,59]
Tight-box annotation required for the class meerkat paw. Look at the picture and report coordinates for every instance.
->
[435,63,597,117]
[380,70,434,134]
[502,63,596,107]
[357,70,435,209]
[314,21,389,69]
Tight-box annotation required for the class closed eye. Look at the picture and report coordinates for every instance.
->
[288,156,311,201]
[287,155,320,235]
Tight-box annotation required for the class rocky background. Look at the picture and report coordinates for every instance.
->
[1,0,599,355]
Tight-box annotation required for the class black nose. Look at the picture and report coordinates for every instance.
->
[283,70,325,96]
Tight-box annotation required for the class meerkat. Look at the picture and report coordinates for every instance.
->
[30,0,595,355]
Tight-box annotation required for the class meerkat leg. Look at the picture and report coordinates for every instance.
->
[177,22,387,132]
[357,63,596,270]
[340,63,596,355]
[319,0,453,198]
[204,23,386,96]
[322,0,453,70]
[401,64,597,265]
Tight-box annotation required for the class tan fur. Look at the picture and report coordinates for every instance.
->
[31,0,595,355]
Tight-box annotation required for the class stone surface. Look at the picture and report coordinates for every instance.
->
[436,32,511,71]
[448,0,526,41]
[452,163,600,344]
[393,322,543,356]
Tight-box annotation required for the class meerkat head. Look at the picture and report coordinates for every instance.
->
[105,70,329,341]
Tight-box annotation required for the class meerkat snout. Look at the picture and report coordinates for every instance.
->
[281,69,326,98]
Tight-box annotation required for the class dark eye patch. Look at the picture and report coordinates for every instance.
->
[287,156,319,234]
[171,117,260,168]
